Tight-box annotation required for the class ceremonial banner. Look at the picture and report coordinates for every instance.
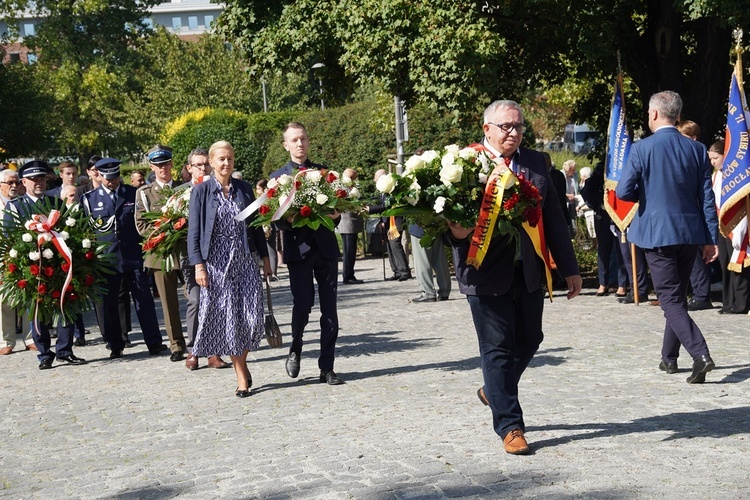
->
[603,73,638,231]
[718,51,750,271]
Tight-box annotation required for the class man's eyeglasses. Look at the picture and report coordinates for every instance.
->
[1,180,19,185]
[190,163,210,169]
[487,122,527,134]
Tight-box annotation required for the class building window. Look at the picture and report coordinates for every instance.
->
[23,23,35,37]
[171,17,182,30]
[8,53,20,64]
[27,53,38,64]
[188,16,198,30]
[204,15,214,28]
[143,18,154,30]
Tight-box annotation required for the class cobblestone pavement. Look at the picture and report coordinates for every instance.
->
[2,256,750,499]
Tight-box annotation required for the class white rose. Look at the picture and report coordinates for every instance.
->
[478,173,488,184]
[43,249,54,259]
[341,175,353,187]
[29,251,40,261]
[316,193,329,205]
[22,233,33,243]
[306,170,322,184]
[434,196,447,213]
[441,152,457,169]
[60,231,69,240]
[376,174,398,194]
[404,155,425,173]
[348,187,361,199]
[405,181,421,206]
[420,150,439,164]
[82,239,91,249]
[444,144,460,154]
[267,178,279,189]
[9,249,18,258]
[439,163,463,186]
[459,147,477,160]
[478,152,492,171]
[277,174,292,186]
[65,218,76,227]
[42,233,52,243]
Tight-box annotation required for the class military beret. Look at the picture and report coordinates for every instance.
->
[147,145,173,164]
[95,158,122,179]
[19,160,50,178]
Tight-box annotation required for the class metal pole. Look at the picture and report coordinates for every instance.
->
[262,78,268,112]
[394,95,404,175]
[319,78,325,111]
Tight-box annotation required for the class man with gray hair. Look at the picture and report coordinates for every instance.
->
[0,169,34,355]
[617,90,719,384]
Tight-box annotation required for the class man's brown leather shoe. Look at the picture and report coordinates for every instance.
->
[477,387,489,406]
[25,344,37,351]
[0,347,12,355]
[503,429,530,455]
[207,355,230,369]
[185,354,198,371]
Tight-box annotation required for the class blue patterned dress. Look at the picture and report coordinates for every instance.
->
[193,185,264,356]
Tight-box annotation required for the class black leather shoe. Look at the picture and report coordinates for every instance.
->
[320,369,344,385]
[285,352,300,378]
[659,360,678,374]
[398,274,413,281]
[477,387,489,406]
[686,355,715,384]
[148,344,169,356]
[343,278,364,284]
[412,294,436,303]
[687,300,714,311]
[437,296,449,302]
[235,388,251,398]
[123,341,135,349]
[57,354,87,364]
[73,338,86,347]
[109,350,123,359]
[39,359,53,370]
[170,351,185,362]
[384,275,400,281]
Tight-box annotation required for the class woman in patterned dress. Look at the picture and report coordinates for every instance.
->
[187,141,271,397]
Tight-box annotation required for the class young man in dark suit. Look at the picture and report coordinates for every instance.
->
[271,122,344,385]
[616,90,719,384]
[446,100,582,455]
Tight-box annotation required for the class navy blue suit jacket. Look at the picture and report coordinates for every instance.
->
[270,160,341,263]
[616,127,718,248]
[448,146,579,296]
[187,177,268,266]
[81,183,142,273]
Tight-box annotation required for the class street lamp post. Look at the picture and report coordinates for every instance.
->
[311,62,325,111]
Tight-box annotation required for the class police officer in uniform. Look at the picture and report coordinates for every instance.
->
[3,161,85,369]
[81,158,167,359]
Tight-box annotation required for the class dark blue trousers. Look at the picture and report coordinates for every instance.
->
[341,233,358,282]
[32,321,74,362]
[468,266,544,440]
[645,245,710,363]
[689,250,711,303]
[288,251,339,371]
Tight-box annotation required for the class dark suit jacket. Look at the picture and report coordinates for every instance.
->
[616,126,718,248]
[187,177,268,266]
[44,186,63,199]
[448,146,579,296]
[270,159,341,263]
[81,183,142,273]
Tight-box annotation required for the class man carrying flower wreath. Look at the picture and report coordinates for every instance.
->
[271,122,344,385]
[2,161,85,369]
[446,100,582,455]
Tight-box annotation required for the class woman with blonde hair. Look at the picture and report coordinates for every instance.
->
[188,141,272,397]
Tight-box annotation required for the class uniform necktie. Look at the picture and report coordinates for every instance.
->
[110,191,117,205]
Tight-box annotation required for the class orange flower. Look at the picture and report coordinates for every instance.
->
[173,217,186,230]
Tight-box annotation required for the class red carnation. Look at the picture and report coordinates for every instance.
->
[61,262,71,272]
[523,206,542,227]
[68,292,78,300]
[51,290,61,299]
[295,181,302,189]
[17,279,28,289]
[335,189,347,199]
[43,266,54,278]
[327,173,337,184]
[7,263,17,273]
[30,264,40,276]
[37,283,47,295]
[266,188,276,198]
[173,217,187,230]
[259,205,270,215]
[84,274,95,286]
[299,205,312,217]
[503,193,520,211]
[85,251,95,261]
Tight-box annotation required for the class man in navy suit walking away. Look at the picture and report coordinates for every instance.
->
[271,122,344,385]
[617,90,719,384]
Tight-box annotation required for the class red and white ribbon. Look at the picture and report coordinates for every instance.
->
[27,210,74,320]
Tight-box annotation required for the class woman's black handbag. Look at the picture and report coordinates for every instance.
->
[264,277,283,348]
